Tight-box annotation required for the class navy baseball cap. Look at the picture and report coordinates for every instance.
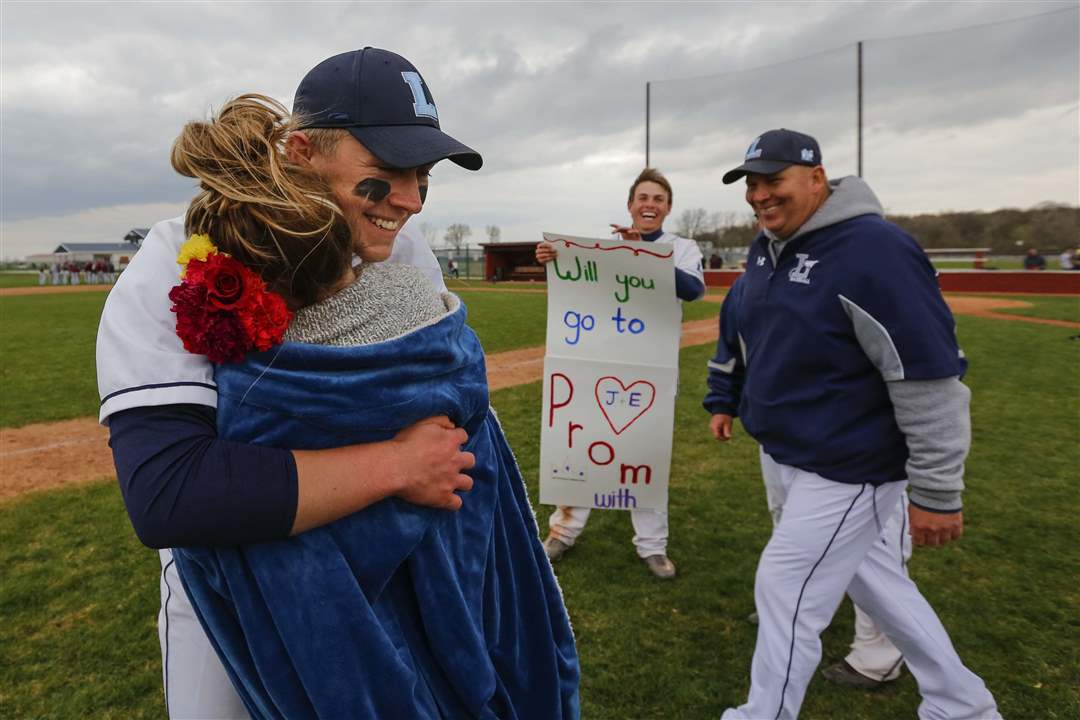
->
[294,47,482,171]
[722,129,821,184]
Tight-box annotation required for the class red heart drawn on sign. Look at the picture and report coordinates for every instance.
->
[594,377,656,435]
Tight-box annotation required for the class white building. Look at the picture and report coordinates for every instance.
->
[26,229,148,268]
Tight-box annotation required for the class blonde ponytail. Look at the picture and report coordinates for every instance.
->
[171,94,351,307]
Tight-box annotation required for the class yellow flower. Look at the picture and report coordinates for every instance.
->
[177,234,218,277]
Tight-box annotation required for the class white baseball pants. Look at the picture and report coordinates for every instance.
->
[761,448,908,682]
[548,505,668,558]
[724,454,999,720]
[158,549,249,719]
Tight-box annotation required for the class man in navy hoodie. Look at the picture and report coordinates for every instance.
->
[704,129,999,720]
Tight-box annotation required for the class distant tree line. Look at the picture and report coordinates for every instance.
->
[886,203,1078,254]
[415,222,502,251]
[675,210,756,248]
[677,202,1079,254]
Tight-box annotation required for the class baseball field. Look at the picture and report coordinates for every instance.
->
[1,281,1078,719]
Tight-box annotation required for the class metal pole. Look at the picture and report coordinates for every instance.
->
[857,41,863,178]
[645,81,651,167]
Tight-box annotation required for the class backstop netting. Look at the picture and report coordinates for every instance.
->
[646,8,1079,223]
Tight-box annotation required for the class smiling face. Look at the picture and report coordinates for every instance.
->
[744,165,829,240]
[307,134,433,262]
[627,180,671,235]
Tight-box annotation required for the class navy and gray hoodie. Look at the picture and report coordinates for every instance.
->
[703,176,970,512]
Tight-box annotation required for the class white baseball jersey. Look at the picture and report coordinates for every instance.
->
[654,230,705,289]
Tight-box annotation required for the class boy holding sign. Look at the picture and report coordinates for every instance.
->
[536,168,704,579]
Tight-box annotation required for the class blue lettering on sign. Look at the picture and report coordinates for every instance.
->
[604,389,618,405]
[594,488,638,509]
[563,310,595,345]
[401,72,439,120]
[611,307,645,335]
[628,392,641,407]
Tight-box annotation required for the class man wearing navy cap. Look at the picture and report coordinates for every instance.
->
[98,48,481,719]
[703,130,1000,719]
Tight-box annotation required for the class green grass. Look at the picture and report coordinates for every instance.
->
[2,315,1077,718]
[682,294,724,322]
[0,481,162,719]
[507,315,1080,718]
[444,278,546,293]
[0,292,109,427]
[0,272,41,288]
[455,289,549,353]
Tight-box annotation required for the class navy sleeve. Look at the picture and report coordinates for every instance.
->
[703,278,745,416]
[108,404,298,548]
[845,221,966,380]
[675,268,706,302]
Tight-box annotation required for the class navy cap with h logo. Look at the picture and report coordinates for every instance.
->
[722,129,821,184]
[294,47,482,171]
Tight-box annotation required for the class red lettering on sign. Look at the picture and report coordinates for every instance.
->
[620,464,653,485]
[548,373,573,427]
[588,441,615,466]
[568,422,583,448]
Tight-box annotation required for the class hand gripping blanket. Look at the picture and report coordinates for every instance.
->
[173,300,580,719]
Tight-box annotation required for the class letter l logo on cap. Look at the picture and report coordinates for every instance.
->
[746,136,763,160]
[401,72,439,120]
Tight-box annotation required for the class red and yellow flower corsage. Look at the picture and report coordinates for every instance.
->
[168,234,292,363]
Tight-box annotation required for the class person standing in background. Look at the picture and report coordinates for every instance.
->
[535,167,705,579]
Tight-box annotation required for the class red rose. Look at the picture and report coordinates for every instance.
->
[187,254,253,310]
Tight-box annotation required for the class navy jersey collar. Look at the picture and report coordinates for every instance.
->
[641,229,664,242]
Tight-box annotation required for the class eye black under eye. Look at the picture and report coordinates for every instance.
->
[353,178,391,202]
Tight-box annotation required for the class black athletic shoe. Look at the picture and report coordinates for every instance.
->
[821,661,892,689]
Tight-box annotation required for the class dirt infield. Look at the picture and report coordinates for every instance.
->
[0,284,114,296]
[0,418,115,501]
[942,295,1080,328]
[1,295,1076,503]
[700,293,1080,329]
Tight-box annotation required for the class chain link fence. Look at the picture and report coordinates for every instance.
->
[431,247,487,280]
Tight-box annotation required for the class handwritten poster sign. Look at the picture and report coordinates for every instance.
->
[539,234,681,511]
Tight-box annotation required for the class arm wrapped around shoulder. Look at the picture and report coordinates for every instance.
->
[887,377,971,512]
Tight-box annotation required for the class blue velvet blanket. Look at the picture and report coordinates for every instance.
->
[173,301,580,719]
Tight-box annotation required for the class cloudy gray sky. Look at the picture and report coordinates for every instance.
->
[2,1,1077,258]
